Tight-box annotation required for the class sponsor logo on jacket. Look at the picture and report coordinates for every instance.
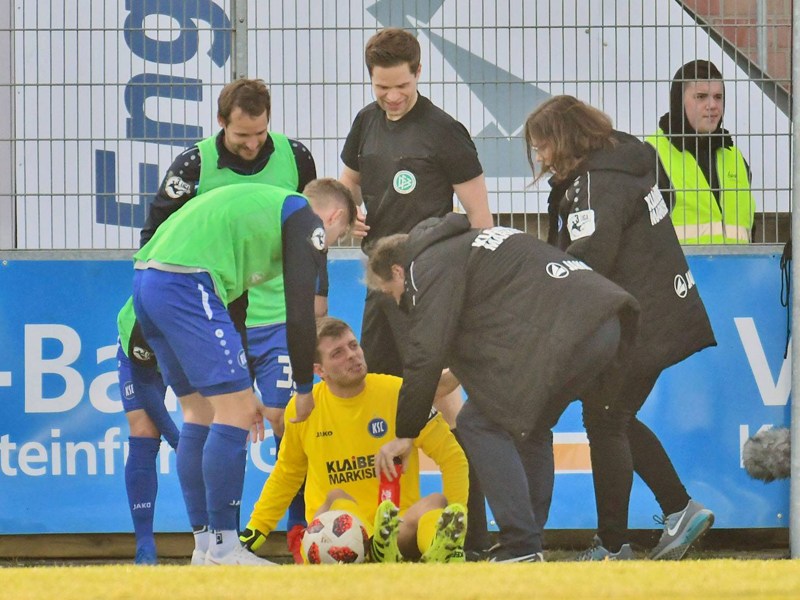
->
[426,407,439,423]
[472,226,522,251]
[546,260,592,279]
[673,269,696,298]
[645,185,669,226]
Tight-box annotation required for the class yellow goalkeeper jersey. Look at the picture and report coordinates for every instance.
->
[248,373,468,533]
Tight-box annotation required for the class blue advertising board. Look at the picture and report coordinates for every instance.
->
[0,252,790,534]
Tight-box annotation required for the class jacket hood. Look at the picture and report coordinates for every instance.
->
[576,130,654,179]
[404,213,472,266]
[658,59,733,156]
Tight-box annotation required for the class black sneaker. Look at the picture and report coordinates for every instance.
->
[465,548,493,562]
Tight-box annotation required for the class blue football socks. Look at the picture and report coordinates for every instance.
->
[126,436,161,564]
[203,423,248,532]
[176,423,210,528]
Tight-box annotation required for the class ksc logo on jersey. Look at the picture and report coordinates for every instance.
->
[164,176,192,199]
[368,418,388,438]
[237,349,248,369]
[122,380,135,401]
[393,170,416,194]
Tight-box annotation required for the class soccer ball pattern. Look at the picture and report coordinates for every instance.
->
[301,510,369,564]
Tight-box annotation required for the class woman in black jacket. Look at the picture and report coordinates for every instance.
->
[525,95,717,560]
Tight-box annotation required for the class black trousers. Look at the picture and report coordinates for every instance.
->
[361,289,407,377]
[459,316,623,557]
[537,362,690,552]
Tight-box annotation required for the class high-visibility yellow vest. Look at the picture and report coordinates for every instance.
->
[646,129,754,244]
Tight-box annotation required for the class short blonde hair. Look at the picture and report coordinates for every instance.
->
[303,178,358,228]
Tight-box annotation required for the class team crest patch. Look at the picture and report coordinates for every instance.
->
[132,345,154,363]
[567,209,595,240]
[237,349,248,369]
[368,418,388,438]
[393,170,416,194]
[164,176,191,199]
[310,227,326,251]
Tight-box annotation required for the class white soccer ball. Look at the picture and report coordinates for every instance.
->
[301,509,369,564]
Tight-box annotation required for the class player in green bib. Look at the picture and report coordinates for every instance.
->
[132,179,356,566]
[129,79,322,564]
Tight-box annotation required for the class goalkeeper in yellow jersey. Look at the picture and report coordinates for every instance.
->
[241,317,469,563]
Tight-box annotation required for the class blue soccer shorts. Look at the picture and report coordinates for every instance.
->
[132,269,252,398]
[246,322,295,409]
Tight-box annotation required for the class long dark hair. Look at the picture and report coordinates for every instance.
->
[525,95,615,183]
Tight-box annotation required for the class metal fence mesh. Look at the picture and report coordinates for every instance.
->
[0,0,792,249]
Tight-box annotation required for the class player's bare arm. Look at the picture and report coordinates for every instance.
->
[339,166,369,238]
[290,390,315,423]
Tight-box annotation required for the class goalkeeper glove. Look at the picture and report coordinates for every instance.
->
[240,525,268,552]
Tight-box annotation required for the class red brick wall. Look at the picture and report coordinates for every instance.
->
[682,0,792,88]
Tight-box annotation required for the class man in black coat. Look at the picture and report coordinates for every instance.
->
[368,213,640,562]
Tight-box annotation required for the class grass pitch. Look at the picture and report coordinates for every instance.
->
[3,560,800,600]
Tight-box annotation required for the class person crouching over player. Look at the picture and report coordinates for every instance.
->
[241,317,469,563]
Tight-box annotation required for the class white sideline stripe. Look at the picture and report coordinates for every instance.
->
[553,432,589,444]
